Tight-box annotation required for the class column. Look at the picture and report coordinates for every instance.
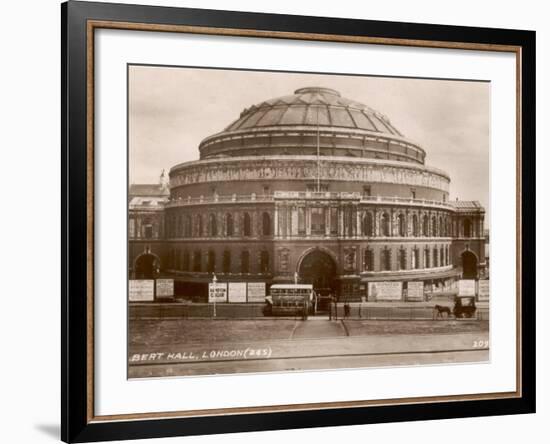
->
[338,205,344,237]
[274,204,279,238]
[286,205,292,238]
[305,205,311,237]
[291,206,298,237]
[325,205,331,236]
[355,206,361,238]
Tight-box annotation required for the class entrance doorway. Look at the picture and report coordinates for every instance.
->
[298,249,337,312]
[134,253,159,279]
[461,251,478,279]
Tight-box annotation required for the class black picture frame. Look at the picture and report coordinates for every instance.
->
[61,1,536,442]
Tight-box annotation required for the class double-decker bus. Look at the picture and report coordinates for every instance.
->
[264,284,316,317]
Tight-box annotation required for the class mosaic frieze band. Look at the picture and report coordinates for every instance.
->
[170,157,450,192]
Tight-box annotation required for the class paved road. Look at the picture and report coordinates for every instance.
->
[129,327,489,378]
[291,319,347,338]
[129,349,489,378]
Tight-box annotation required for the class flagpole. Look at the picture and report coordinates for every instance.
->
[316,106,320,192]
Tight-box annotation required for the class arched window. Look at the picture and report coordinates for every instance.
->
[362,212,374,236]
[144,222,153,239]
[440,247,444,266]
[439,216,444,237]
[225,213,234,236]
[412,214,419,237]
[168,249,173,268]
[432,216,437,237]
[166,217,172,238]
[298,207,306,235]
[464,218,472,237]
[381,213,390,237]
[196,214,203,237]
[209,214,217,237]
[310,207,325,234]
[422,215,429,236]
[179,250,184,269]
[262,212,271,236]
[193,250,201,272]
[182,250,189,271]
[398,248,406,270]
[243,212,251,237]
[185,214,192,237]
[363,249,374,271]
[345,206,355,237]
[398,213,406,236]
[177,215,182,237]
[260,251,269,273]
[433,247,438,267]
[241,250,250,273]
[222,251,231,273]
[381,249,391,271]
[207,250,216,273]
[411,248,419,269]
[424,248,430,268]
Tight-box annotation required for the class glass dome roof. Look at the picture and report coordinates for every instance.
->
[198,87,425,165]
[223,87,403,136]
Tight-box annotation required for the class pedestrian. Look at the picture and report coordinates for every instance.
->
[344,302,350,319]
[328,293,333,320]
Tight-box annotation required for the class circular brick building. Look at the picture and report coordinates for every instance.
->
[130,87,486,302]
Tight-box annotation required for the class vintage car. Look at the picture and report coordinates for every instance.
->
[453,295,477,318]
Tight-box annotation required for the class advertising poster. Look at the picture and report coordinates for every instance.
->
[407,281,424,302]
[247,282,266,302]
[208,282,227,303]
[156,279,174,298]
[458,279,476,296]
[129,280,155,302]
[228,282,247,303]
[478,279,490,301]
[368,282,403,301]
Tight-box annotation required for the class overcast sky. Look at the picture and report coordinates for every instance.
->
[129,65,490,223]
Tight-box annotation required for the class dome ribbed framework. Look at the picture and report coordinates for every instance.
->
[198,87,426,165]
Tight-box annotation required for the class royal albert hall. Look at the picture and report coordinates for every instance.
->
[129,86,486,302]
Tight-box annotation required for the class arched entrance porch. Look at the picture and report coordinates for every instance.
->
[134,252,160,279]
[461,250,478,279]
[297,248,338,310]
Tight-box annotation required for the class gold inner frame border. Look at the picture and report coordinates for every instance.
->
[85,19,523,424]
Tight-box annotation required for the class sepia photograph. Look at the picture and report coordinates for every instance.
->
[127,65,490,379]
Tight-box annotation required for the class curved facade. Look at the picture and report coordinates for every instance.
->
[129,87,486,301]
